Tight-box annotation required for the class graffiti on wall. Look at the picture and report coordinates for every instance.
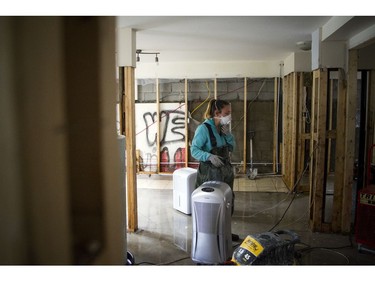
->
[135,103,186,172]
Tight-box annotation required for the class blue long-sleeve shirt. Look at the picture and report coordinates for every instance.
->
[190,118,235,162]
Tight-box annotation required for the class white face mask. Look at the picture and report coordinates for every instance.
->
[220,114,232,125]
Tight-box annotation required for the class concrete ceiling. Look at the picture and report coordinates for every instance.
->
[116,16,375,63]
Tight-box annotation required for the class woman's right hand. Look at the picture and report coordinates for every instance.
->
[209,154,224,167]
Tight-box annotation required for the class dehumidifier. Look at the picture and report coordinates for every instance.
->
[173,167,197,215]
[191,181,232,264]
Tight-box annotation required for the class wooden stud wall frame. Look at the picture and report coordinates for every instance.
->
[134,77,280,177]
[281,69,354,233]
[308,68,353,233]
[126,66,363,234]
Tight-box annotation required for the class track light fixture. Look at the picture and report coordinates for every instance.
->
[136,49,160,63]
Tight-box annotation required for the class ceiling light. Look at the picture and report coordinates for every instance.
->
[297,41,311,51]
[136,49,160,63]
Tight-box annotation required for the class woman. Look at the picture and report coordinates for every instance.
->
[191,98,235,188]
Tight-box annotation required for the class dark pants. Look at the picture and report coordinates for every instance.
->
[195,146,235,215]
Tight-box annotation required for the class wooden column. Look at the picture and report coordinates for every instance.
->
[309,68,328,232]
[243,77,248,174]
[341,50,358,232]
[290,73,298,189]
[332,69,347,232]
[184,78,189,167]
[281,73,302,190]
[282,75,288,182]
[283,73,292,188]
[156,78,160,173]
[367,70,375,167]
[327,77,334,174]
[124,66,138,232]
[297,74,306,182]
[273,77,279,174]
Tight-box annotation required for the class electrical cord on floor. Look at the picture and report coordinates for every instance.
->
[267,142,319,232]
[133,256,191,265]
[294,242,352,265]
[267,189,299,232]
[235,193,291,219]
[135,261,157,265]
[297,232,354,253]
[293,232,354,265]
[267,166,307,232]
[294,248,350,265]
[160,256,191,265]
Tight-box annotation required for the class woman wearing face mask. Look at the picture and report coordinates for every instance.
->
[190,99,239,240]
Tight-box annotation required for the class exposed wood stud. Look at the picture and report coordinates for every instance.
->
[156,78,160,173]
[185,78,189,167]
[332,69,347,232]
[243,77,248,174]
[124,66,138,232]
[273,77,278,173]
[309,69,328,232]
[341,50,358,232]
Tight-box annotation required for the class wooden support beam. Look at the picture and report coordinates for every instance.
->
[243,77,248,174]
[290,73,298,189]
[124,66,138,232]
[368,70,375,164]
[185,78,189,167]
[341,50,358,232]
[297,74,304,181]
[119,67,125,135]
[281,73,300,190]
[282,75,288,184]
[273,77,278,174]
[327,77,334,174]
[309,69,328,232]
[309,71,317,229]
[316,69,328,231]
[156,78,160,173]
[332,69,347,232]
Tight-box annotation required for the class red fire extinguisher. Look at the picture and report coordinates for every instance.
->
[160,147,170,172]
[174,147,185,170]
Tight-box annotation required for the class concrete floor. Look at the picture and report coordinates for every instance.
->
[126,174,375,266]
